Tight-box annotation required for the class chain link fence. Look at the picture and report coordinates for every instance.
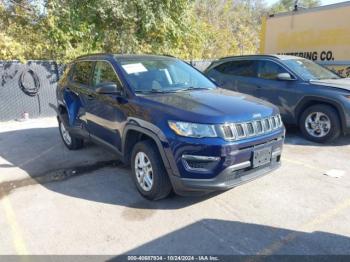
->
[0,59,213,122]
[0,60,61,121]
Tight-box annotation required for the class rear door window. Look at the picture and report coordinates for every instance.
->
[257,60,288,80]
[71,61,94,85]
[58,64,72,85]
[214,60,258,77]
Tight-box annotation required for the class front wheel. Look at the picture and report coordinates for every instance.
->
[299,105,341,143]
[58,118,84,150]
[131,140,172,200]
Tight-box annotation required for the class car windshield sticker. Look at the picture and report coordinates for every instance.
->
[122,63,148,74]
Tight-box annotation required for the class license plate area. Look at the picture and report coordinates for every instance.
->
[253,147,272,168]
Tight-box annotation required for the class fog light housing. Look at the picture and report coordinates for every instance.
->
[182,154,220,172]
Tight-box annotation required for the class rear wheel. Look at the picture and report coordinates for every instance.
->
[58,118,84,150]
[131,140,172,200]
[299,105,341,143]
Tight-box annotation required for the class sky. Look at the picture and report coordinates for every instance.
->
[266,0,349,6]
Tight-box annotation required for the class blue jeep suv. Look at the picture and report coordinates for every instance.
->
[56,54,285,200]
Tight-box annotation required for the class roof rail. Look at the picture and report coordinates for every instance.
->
[76,53,115,59]
[218,54,279,60]
[162,54,176,58]
[141,52,176,58]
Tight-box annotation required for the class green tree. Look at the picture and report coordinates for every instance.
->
[56,0,206,61]
[194,0,266,58]
[0,0,49,61]
[0,0,203,61]
[0,0,272,61]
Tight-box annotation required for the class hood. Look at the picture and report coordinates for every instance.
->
[138,88,278,124]
[310,78,350,92]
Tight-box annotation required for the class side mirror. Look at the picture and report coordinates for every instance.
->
[96,82,121,95]
[277,73,294,81]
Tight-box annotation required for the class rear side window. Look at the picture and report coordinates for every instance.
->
[58,64,72,85]
[213,60,257,77]
[214,62,234,74]
[71,61,93,85]
[257,60,288,80]
[92,61,121,89]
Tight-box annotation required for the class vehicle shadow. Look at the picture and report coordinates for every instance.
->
[112,219,350,255]
[2,125,347,211]
[0,127,218,210]
[284,125,350,147]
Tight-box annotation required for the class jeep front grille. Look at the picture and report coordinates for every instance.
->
[220,115,283,141]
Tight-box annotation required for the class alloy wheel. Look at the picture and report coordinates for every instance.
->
[305,112,331,138]
[134,151,153,192]
[60,122,72,145]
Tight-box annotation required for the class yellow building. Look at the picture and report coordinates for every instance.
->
[260,1,350,77]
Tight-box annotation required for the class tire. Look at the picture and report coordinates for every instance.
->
[131,140,172,200]
[299,104,341,143]
[58,118,84,150]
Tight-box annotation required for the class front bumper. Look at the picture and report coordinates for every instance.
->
[170,152,281,195]
[165,128,284,195]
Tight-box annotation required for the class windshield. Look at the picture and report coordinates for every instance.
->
[283,58,340,81]
[117,57,216,93]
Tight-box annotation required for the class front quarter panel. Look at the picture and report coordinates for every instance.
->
[294,84,350,133]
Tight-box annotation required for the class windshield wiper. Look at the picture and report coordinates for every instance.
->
[175,87,213,92]
[135,89,167,94]
[313,77,340,81]
[135,87,213,94]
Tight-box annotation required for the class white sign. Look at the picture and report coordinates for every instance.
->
[122,63,148,74]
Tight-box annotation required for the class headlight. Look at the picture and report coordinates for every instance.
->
[168,121,217,138]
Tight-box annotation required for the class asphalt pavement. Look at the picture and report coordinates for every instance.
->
[0,118,349,255]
